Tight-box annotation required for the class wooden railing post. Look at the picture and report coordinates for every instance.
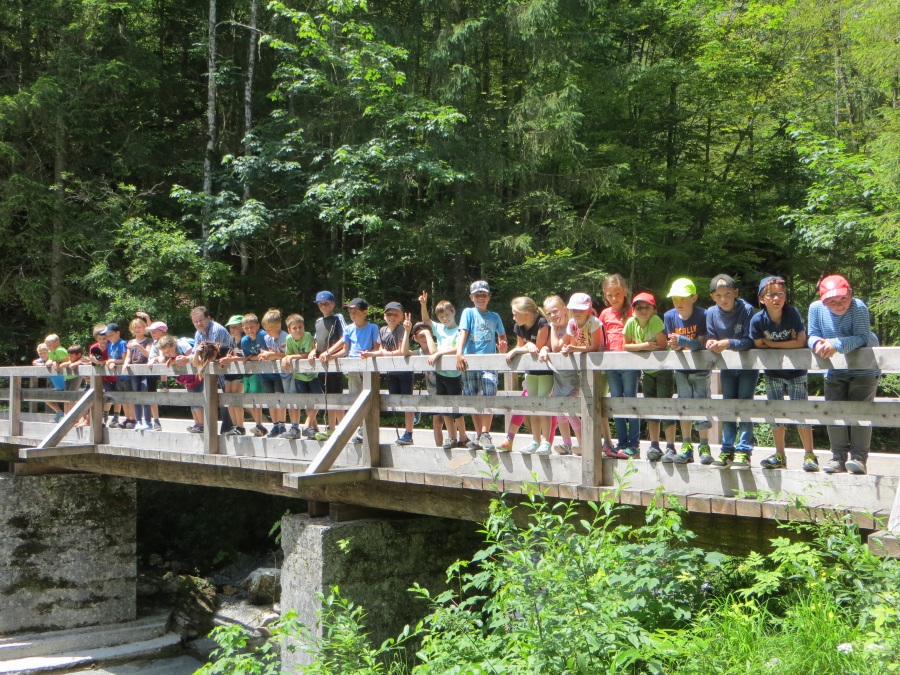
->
[202,372,219,454]
[581,367,604,487]
[89,374,104,444]
[28,377,37,413]
[9,375,22,437]
[362,372,381,468]
[709,371,721,446]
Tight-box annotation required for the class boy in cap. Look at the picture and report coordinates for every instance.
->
[104,323,137,429]
[455,280,507,451]
[321,298,381,444]
[808,274,880,474]
[623,292,671,459]
[365,302,415,445]
[705,274,758,469]
[308,291,346,440]
[750,276,817,471]
[661,278,712,463]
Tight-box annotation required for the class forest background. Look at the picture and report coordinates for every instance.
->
[1,0,898,362]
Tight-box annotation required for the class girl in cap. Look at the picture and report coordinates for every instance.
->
[505,296,552,454]
[219,315,248,436]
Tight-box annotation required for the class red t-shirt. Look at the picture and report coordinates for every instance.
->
[90,341,117,384]
[599,306,631,352]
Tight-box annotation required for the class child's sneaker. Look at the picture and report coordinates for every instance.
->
[760,453,786,469]
[554,442,572,455]
[661,445,678,463]
[52,411,64,423]
[822,459,846,474]
[187,424,204,434]
[351,431,364,444]
[251,424,268,437]
[442,437,456,451]
[496,437,513,452]
[711,452,734,469]
[395,431,414,446]
[646,442,663,461]
[466,436,482,451]
[124,419,136,430]
[314,428,332,441]
[698,443,713,465]
[479,433,495,452]
[280,425,301,440]
[224,426,245,437]
[152,419,162,432]
[536,441,552,455]
[601,440,616,458]
[618,447,640,460]
[521,440,540,454]
[266,424,282,438]
[570,445,582,456]
[845,458,867,475]
[802,453,820,472]
[672,445,694,464]
[108,417,122,428]
[731,452,751,469]
[303,427,319,441]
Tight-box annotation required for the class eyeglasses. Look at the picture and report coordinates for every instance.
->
[764,291,786,299]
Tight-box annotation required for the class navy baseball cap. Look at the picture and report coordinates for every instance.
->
[315,291,336,303]
[758,276,786,296]
[101,322,120,335]
[384,302,403,312]
[343,298,369,310]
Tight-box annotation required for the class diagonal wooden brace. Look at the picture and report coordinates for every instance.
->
[305,388,371,475]
[36,388,95,449]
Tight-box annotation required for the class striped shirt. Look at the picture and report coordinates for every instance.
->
[807,298,880,378]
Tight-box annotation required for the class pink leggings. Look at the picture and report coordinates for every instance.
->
[510,388,559,437]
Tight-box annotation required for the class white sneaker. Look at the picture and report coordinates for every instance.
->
[521,441,540,454]
[134,421,148,431]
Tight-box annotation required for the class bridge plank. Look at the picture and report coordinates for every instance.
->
[381,394,582,416]
[19,445,96,459]
[283,468,372,489]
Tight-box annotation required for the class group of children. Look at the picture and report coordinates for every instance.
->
[32,272,879,475]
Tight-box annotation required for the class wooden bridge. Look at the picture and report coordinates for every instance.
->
[2,349,900,554]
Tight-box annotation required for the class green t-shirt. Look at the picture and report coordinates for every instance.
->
[49,346,77,380]
[624,315,665,375]
[286,333,317,381]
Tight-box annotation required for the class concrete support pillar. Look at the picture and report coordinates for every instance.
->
[0,473,137,633]
[280,513,482,670]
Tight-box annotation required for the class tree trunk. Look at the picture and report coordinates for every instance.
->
[239,0,259,277]
[202,0,217,258]
[50,113,65,329]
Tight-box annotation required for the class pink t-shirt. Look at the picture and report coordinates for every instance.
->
[599,306,631,352]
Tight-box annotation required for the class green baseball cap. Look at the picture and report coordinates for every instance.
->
[667,278,697,297]
[226,314,244,326]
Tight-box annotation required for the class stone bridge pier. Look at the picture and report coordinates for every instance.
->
[0,471,137,634]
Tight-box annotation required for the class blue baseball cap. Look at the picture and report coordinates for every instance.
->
[315,291,336,303]
[758,276,786,296]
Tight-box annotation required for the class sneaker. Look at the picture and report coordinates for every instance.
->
[698,443,713,465]
[314,428,332,441]
[303,427,318,441]
[802,453,820,472]
[601,440,616,458]
[479,433,495,452]
[136,421,150,431]
[760,454,786,470]
[612,445,628,459]
[280,425,302,440]
[187,424,204,434]
[466,437,482,451]
[536,441,552,455]
[108,417,122,429]
[570,445,583,456]
[351,431,364,444]
[496,437,513,452]
[845,458,867,475]
[454,440,469,449]
[673,448,694,464]
[647,443,663,461]
[266,424,283,438]
[822,459,846,474]
[618,447,640,460]
[554,442,572,455]
[521,440,540,454]
[124,420,135,430]
[661,446,679,463]
[251,424,268,437]
[711,452,734,469]
[152,420,162,432]
[52,411,64,423]
[442,437,456,451]
[227,426,246,436]
[731,452,751,469]
[396,431,414,446]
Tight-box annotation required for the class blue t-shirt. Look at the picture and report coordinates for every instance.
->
[749,305,807,379]
[264,330,289,354]
[241,331,277,381]
[459,307,506,355]
[107,338,130,380]
[344,322,380,358]
[664,306,706,374]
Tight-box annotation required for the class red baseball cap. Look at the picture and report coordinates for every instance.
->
[818,275,851,301]
[631,292,656,307]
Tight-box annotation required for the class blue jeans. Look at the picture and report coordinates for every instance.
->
[720,370,758,453]
[607,369,640,448]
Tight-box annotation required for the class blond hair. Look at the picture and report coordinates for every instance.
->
[261,308,282,327]
[129,317,146,333]
[511,296,545,319]
[435,300,455,315]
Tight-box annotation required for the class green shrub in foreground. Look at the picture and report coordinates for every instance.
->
[198,485,900,674]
